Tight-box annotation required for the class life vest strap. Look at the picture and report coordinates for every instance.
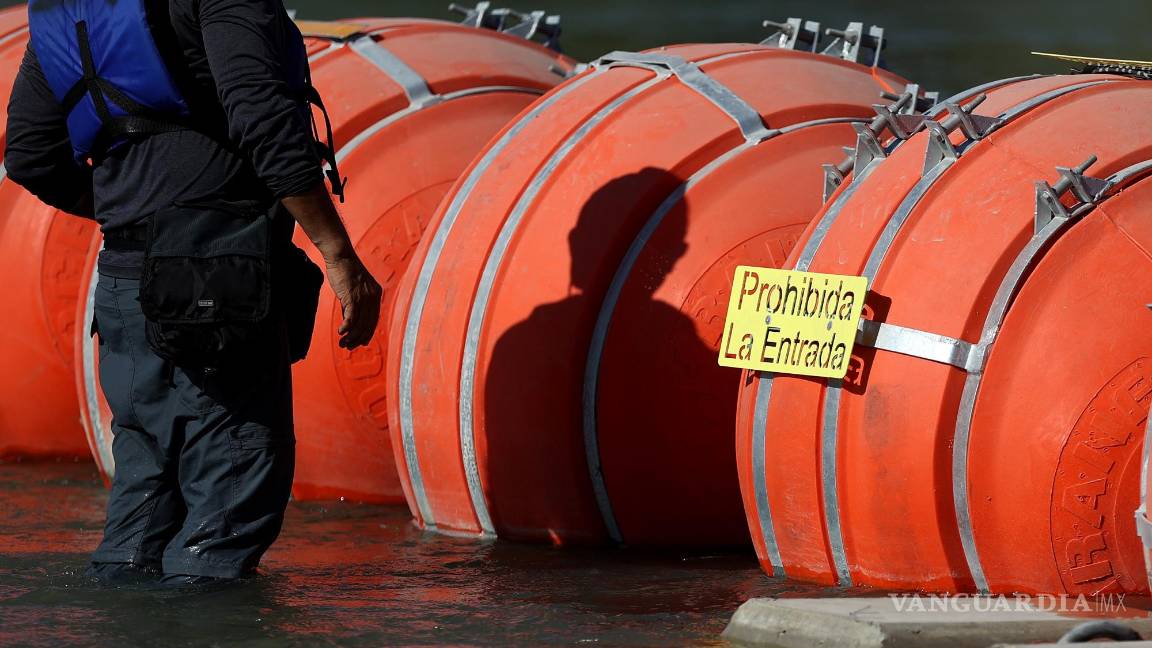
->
[73,19,201,153]
[302,83,347,203]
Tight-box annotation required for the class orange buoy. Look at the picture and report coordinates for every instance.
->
[77,15,576,498]
[0,7,99,460]
[735,72,1152,594]
[387,24,918,544]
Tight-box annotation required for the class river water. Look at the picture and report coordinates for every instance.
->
[0,462,849,646]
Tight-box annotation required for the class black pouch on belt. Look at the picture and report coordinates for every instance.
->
[139,200,272,368]
[276,244,324,363]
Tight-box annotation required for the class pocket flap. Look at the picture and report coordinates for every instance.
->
[140,202,271,325]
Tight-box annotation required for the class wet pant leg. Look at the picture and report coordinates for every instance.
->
[89,274,295,580]
[161,340,295,579]
[89,275,185,573]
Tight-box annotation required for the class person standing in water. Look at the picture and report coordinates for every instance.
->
[5,0,381,585]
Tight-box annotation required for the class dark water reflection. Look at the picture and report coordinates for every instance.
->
[0,463,844,647]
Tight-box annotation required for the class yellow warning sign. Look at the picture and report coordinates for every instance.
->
[717,266,867,379]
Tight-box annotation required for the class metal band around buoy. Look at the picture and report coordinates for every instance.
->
[827,79,1114,590]
[594,51,773,142]
[582,116,864,546]
[397,69,605,533]
[749,76,1117,588]
[313,22,561,530]
[458,76,665,536]
[952,154,1152,593]
[1140,386,1152,586]
[0,26,27,49]
[334,85,545,165]
[439,49,769,537]
[81,256,114,476]
[349,37,439,109]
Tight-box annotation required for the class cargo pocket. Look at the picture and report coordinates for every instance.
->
[226,422,295,536]
[228,423,288,450]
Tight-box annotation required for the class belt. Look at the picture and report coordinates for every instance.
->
[103,225,148,252]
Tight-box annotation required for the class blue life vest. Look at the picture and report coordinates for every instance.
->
[27,0,345,200]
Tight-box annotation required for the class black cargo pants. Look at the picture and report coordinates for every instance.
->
[89,274,295,579]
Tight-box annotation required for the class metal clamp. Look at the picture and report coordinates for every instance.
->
[449,2,563,51]
[593,52,772,142]
[823,22,885,67]
[921,94,997,174]
[1034,155,1109,233]
[762,18,822,52]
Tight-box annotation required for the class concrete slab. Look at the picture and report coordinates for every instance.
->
[991,644,1152,648]
[722,597,1152,648]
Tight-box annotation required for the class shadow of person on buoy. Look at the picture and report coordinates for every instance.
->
[483,167,743,547]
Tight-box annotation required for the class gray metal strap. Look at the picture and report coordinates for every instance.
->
[594,51,772,142]
[1137,507,1152,548]
[350,36,439,108]
[81,256,114,477]
[856,320,978,371]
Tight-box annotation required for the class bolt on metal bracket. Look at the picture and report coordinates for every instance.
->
[885,85,939,115]
[449,2,563,51]
[502,9,562,50]
[1034,155,1107,233]
[818,90,924,202]
[823,22,885,67]
[450,2,503,29]
[920,94,996,174]
[822,163,847,202]
[762,18,822,52]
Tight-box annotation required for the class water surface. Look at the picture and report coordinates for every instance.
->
[0,462,844,647]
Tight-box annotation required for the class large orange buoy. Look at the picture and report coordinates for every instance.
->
[387,22,920,545]
[77,14,576,499]
[735,71,1152,595]
[0,6,99,460]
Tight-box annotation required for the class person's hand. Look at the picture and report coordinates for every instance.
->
[324,254,382,350]
[280,183,382,349]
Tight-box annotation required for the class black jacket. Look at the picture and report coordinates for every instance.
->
[5,0,322,275]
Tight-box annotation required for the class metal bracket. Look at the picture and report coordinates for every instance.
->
[1034,155,1106,233]
[885,85,939,115]
[823,22,885,67]
[501,10,562,51]
[922,121,960,175]
[851,122,887,172]
[450,2,503,29]
[857,319,979,371]
[762,18,822,52]
[871,103,927,141]
[449,2,563,51]
[941,100,1001,141]
[920,94,994,174]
